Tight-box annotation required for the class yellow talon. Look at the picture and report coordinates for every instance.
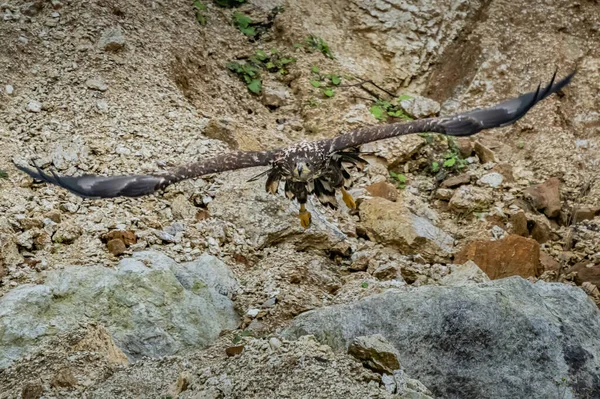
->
[299,203,312,229]
[341,188,356,210]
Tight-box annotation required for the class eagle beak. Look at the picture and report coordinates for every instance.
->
[294,163,311,179]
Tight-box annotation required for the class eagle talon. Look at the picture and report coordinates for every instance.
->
[299,203,312,229]
[341,188,356,210]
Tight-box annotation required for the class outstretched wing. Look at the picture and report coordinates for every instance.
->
[327,70,575,152]
[16,150,276,198]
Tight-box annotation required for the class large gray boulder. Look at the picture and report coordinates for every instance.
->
[283,277,600,399]
[0,251,239,368]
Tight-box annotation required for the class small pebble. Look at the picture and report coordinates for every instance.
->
[5,85,14,95]
[27,100,42,113]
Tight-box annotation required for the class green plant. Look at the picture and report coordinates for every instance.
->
[232,330,253,344]
[227,61,262,93]
[251,48,295,75]
[361,281,369,289]
[431,161,440,173]
[516,140,524,149]
[305,97,319,107]
[213,0,245,7]
[304,34,334,59]
[0,169,7,179]
[193,1,207,25]
[228,48,296,94]
[369,98,413,122]
[233,12,256,37]
[389,170,407,189]
[308,66,341,98]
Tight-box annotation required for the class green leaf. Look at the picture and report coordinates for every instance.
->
[369,105,386,121]
[389,171,406,183]
[322,87,335,97]
[397,94,412,101]
[265,61,275,69]
[214,0,246,7]
[431,162,439,173]
[196,13,207,24]
[443,157,456,167]
[293,43,303,49]
[0,169,8,179]
[240,26,256,36]
[255,49,268,60]
[279,57,295,65]
[233,12,251,28]
[247,79,262,94]
[329,74,341,85]
[311,65,320,74]
[310,80,321,88]
[193,0,207,10]
[361,281,368,289]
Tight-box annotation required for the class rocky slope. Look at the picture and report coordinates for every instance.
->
[1,0,600,398]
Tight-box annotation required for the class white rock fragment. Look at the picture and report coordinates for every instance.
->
[5,85,14,95]
[400,95,441,118]
[99,26,125,52]
[479,172,503,188]
[96,99,108,113]
[26,100,42,113]
[85,77,108,91]
[246,308,260,318]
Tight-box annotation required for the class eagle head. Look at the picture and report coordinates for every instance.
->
[290,158,315,181]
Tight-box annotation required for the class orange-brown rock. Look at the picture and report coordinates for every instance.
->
[474,141,496,164]
[492,163,515,183]
[226,345,245,357]
[50,368,78,388]
[106,239,126,256]
[366,181,398,202]
[568,261,600,287]
[572,206,599,224]
[441,173,471,188]
[540,251,560,273]
[525,178,561,218]
[454,234,541,280]
[509,211,529,237]
[103,230,137,246]
[456,138,474,157]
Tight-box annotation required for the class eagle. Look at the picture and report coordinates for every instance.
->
[16,71,574,228]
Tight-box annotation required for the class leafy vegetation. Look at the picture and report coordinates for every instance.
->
[233,12,256,37]
[227,49,296,94]
[0,169,8,179]
[193,1,207,25]
[308,65,342,98]
[303,34,334,59]
[232,7,283,41]
[426,137,468,175]
[227,61,262,93]
[232,329,253,344]
[389,170,407,189]
[213,0,246,7]
[361,281,369,289]
[369,96,413,122]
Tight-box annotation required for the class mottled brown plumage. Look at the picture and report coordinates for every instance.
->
[16,71,574,228]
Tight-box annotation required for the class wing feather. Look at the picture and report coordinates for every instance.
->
[327,70,575,152]
[16,150,276,198]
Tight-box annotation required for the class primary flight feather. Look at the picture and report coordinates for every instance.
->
[16,71,575,228]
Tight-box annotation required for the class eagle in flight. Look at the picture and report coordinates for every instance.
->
[17,71,574,228]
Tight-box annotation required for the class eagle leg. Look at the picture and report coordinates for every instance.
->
[298,202,312,229]
[341,187,356,210]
